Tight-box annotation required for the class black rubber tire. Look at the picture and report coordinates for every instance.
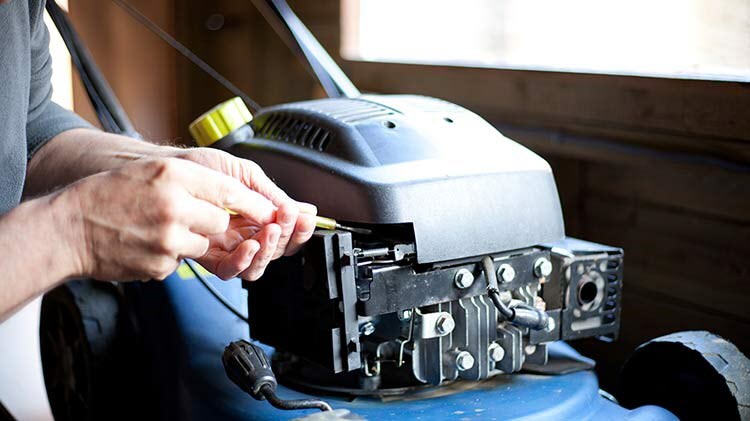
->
[39,281,137,421]
[619,331,750,421]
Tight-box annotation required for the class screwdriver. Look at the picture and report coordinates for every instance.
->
[225,209,371,235]
[313,216,372,235]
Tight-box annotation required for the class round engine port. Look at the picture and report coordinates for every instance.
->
[577,271,605,312]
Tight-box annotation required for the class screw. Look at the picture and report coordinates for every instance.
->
[397,309,412,321]
[359,322,375,336]
[455,351,475,371]
[498,264,515,283]
[498,290,513,304]
[454,268,475,289]
[435,314,455,335]
[488,343,505,363]
[534,258,553,278]
[546,316,556,332]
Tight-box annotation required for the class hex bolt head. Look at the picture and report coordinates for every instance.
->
[534,258,553,278]
[359,322,375,336]
[398,309,413,321]
[435,314,456,335]
[456,351,475,371]
[488,343,505,363]
[545,316,556,332]
[497,264,515,283]
[454,268,475,289]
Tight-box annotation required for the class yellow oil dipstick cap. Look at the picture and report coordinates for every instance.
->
[189,97,253,147]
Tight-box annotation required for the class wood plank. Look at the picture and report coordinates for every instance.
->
[569,187,750,321]
[345,61,750,143]
[70,0,179,143]
[546,157,586,234]
[497,119,750,166]
[582,161,750,223]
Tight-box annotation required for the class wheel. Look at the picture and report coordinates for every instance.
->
[39,281,137,421]
[619,331,750,421]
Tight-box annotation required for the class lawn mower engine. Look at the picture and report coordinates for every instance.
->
[216,94,624,395]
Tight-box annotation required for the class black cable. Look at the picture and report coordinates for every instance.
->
[184,259,249,323]
[46,1,117,132]
[488,288,516,320]
[249,0,360,98]
[482,256,549,331]
[46,0,138,136]
[482,256,515,320]
[260,384,332,412]
[110,0,262,112]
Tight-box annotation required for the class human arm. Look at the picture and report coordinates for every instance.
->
[26,128,318,270]
[2,157,281,322]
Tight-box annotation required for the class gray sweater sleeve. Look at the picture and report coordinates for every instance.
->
[25,1,93,159]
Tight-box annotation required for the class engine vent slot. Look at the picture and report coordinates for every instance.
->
[254,113,333,152]
[326,103,394,123]
[297,99,395,123]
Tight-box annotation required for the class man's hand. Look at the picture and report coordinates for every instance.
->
[64,157,281,281]
[175,147,318,262]
[25,129,318,282]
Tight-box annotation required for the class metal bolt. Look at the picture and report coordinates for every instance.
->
[398,309,413,321]
[435,314,456,335]
[359,322,375,336]
[524,345,537,355]
[454,268,475,289]
[455,351,475,371]
[488,343,505,363]
[499,290,513,304]
[546,316,556,332]
[498,264,515,283]
[534,258,553,278]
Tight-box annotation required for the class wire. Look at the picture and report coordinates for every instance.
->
[482,256,515,320]
[110,0,262,112]
[260,385,332,412]
[482,256,549,330]
[46,0,135,135]
[184,259,249,323]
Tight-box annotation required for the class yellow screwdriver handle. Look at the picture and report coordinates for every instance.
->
[314,216,337,230]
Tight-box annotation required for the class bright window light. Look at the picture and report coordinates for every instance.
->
[341,0,750,81]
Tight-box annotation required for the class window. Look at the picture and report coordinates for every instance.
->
[341,0,750,81]
[45,0,74,108]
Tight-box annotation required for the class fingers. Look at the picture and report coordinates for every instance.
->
[156,158,277,225]
[298,202,317,215]
[178,232,210,260]
[242,161,292,207]
[213,239,261,280]
[239,223,281,281]
[272,201,299,259]
[284,212,317,256]
[153,157,318,263]
[198,223,281,281]
[181,196,231,235]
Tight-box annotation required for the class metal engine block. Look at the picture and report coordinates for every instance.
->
[246,231,623,393]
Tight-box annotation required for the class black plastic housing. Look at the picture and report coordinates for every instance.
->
[225,94,565,264]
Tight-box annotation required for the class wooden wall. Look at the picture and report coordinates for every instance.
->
[69,0,179,142]
[68,0,749,392]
